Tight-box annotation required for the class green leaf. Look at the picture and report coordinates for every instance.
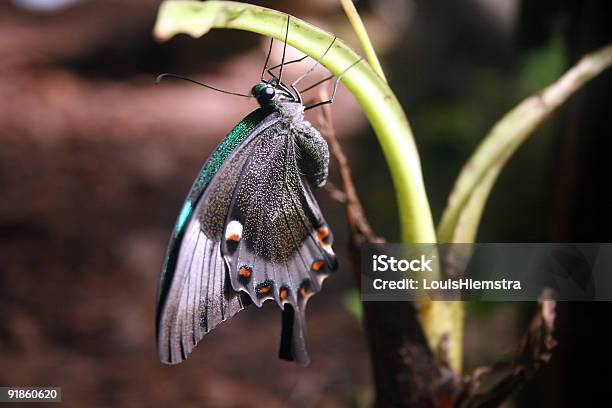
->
[438,44,612,244]
[343,289,363,324]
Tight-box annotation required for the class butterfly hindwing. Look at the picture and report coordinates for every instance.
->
[220,125,334,297]
[217,116,337,365]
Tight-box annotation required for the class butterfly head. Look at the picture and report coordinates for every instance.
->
[252,81,297,108]
[251,82,276,107]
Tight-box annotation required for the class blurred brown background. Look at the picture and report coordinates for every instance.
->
[1,0,611,407]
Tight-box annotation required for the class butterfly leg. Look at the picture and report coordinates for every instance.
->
[304,57,363,111]
[266,56,310,101]
[291,37,337,88]
[266,55,310,81]
[277,14,291,84]
[298,74,335,94]
[260,14,292,82]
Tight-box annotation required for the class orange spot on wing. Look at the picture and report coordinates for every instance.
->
[311,260,325,272]
[317,226,330,242]
[227,234,241,242]
[239,266,251,277]
[279,288,288,300]
[257,284,272,294]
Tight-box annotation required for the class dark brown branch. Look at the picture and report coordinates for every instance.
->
[317,100,557,406]
[316,91,456,407]
[316,97,382,246]
[456,298,557,408]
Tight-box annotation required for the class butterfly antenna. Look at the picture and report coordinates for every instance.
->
[155,73,251,98]
[277,15,290,84]
[261,37,274,82]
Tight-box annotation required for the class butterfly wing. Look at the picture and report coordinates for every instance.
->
[156,211,250,364]
[157,108,336,366]
[216,118,337,366]
[156,108,278,364]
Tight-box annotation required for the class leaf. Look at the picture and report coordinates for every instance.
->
[438,44,612,244]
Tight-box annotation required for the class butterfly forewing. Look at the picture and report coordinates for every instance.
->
[156,108,274,364]
[157,101,337,366]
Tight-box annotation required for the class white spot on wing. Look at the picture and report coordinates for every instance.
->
[225,220,243,242]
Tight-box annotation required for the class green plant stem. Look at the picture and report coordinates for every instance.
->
[434,44,612,379]
[339,0,387,82]
[438,43,612,244]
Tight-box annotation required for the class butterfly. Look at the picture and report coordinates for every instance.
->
[155,20,358,366]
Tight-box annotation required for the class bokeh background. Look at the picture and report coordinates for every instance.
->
[1,0,611,407]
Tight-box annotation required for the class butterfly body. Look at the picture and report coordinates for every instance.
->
[156,82,337,367]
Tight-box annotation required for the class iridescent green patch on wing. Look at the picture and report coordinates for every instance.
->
[173,200,193,238]
[166,109,269,241]
[159,108,270,305]
[189,108,270,201]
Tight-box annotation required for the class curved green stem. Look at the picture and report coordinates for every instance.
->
[155,0,436,245]
[438,43,612,244]
[433,44,612,378]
